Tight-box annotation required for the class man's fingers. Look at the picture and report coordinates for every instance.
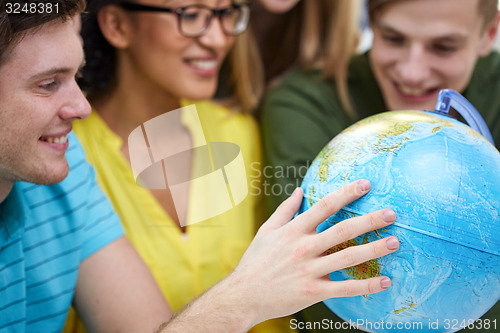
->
[315,208,397,254]
[262,187,304,232]
[323,276,392,300]
[314,237,399,277]
[296,180,371,232]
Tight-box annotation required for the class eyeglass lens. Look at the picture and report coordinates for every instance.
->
[180,5,250,37]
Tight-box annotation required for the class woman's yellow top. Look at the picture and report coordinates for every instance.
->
[64,100,294,332]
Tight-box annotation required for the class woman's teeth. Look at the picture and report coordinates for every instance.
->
[189,60,217,70]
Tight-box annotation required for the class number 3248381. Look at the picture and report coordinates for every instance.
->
[443,319,497,330]
[5,2,59,14]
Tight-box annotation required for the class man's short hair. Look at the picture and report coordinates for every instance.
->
[368,0,498,30]
[0,0,85,66]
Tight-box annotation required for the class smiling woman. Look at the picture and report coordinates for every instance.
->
[63,0,293,332]
[78,0,261,111]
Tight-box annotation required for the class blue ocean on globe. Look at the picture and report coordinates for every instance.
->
[298,110,500,333]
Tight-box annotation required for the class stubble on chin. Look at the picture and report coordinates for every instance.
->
[22,159,70,186]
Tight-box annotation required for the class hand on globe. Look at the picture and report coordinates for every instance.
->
[230,179,400,326]
[298,110,500,332]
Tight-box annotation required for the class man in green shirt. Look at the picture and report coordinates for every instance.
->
[261,0,499,331]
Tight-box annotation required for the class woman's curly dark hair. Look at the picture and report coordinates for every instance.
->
[79,0,122,103]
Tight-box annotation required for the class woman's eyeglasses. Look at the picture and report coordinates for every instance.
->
[119,2,251,38]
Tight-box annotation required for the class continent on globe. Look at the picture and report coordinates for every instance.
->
[325,234,381,281]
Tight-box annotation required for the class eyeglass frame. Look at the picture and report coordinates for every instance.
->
[119,1,251,38]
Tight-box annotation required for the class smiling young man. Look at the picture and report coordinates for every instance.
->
[261,0,499,331]
[262,0,500,226]
[0,1,173,331]
[0,1,404,332]
[369,0,500,114]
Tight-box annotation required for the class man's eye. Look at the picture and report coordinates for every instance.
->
[432,44,456,53]
[382,34,404,45]
[38,78,60,91]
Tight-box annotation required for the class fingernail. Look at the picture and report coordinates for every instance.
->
[383,209,396,223]
[380,278,391,289]
[386,237,399,250]
[358,180,370,192]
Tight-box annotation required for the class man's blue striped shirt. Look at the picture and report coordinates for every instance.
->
[0,132,124,332]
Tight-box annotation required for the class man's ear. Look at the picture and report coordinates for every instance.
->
[97,5,132,49]
[479,11,500,56]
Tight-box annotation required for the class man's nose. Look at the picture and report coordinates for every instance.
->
[59,81,91,121]
[396,44,431,85]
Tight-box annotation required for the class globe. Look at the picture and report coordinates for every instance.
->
[298,110,500,333]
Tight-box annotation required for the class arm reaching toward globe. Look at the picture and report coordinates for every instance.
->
[157,180,400,332]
